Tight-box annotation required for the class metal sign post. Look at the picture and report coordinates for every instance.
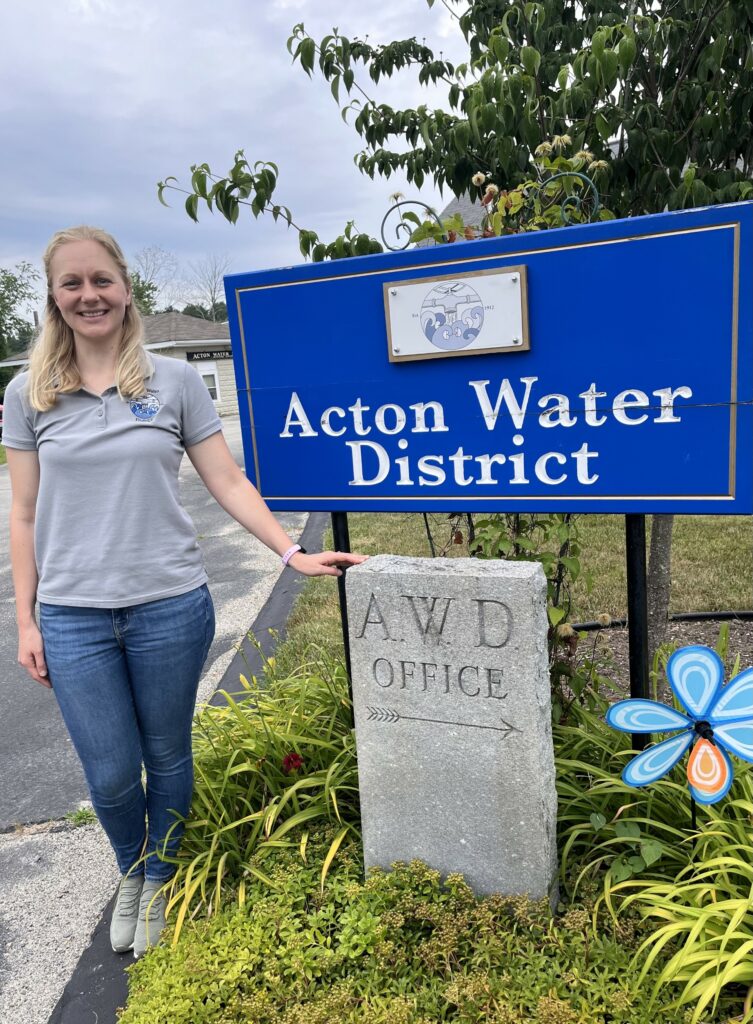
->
[625,515,650,749]
[331,511,353,683]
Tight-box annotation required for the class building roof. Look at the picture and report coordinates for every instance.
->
[439,192,484,226]
[141,311,230,343]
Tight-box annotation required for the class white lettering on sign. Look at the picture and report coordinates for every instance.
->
[278,378,694,490]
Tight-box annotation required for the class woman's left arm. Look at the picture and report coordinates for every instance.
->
[186,431,367,577]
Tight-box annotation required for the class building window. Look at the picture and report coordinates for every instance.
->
[195,361,220,402]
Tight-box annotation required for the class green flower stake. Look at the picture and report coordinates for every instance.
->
[606,645,753,804]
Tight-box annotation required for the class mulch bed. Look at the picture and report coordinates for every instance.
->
[594,617,753,700]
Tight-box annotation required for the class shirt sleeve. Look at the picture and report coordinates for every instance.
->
[180,361,223,447]
[1,374,37,450]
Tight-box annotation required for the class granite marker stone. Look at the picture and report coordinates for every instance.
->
[347,554,558,902]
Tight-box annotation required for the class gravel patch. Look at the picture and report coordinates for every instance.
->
[0,822,120,1024]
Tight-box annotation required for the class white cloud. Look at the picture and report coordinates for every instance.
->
[0,0,469,280]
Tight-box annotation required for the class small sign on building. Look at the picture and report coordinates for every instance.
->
[187,349,230,362]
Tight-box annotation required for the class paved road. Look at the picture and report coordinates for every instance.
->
[0,417,304,830]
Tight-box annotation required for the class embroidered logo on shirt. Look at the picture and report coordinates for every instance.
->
[129,393,161,421]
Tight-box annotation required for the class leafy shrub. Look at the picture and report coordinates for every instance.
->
[121,836,699,1024]
[160,650,359,938]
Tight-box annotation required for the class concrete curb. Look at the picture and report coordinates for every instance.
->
[47,512,330,1024]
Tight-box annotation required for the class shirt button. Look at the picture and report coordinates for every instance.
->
[97,410,103,417]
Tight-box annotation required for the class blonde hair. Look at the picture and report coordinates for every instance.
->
[26,225,152,411]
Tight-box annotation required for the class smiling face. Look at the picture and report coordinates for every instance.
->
[49,239,132,349]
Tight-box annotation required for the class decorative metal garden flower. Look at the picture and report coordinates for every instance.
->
[606,645,753,804]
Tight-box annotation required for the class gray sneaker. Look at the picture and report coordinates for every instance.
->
[133,879,168,958]
[110,874,144,953]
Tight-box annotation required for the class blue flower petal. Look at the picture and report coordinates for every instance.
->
[606,699,691,734]
[712,720,753,763]
[667,646,724,718]
[688,743,734,804]
[709,667,753,724]
[622,732,694,788]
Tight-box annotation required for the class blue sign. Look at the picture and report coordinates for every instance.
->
[224,203,753,513]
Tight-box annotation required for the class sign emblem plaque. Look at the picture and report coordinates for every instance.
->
[385,266,529,362]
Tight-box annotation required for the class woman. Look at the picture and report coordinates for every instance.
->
[3,225,365,957]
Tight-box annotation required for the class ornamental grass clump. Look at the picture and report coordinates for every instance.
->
[160,649,359,939]
[615,769,753,1024]
[121,836,699,1024]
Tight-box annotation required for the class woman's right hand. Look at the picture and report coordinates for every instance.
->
[18,622,50,688]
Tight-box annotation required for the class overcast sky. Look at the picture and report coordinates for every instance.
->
[0,0,469,308]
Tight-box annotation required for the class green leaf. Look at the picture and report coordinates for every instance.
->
[185,193,199,223]
[492,35,509,64]
[610,857,632,883]
[548,606,566,627]
[190,169,208,199]
[454,121,471,153]
[618,33,637,71]
[640,839,663,866]
[354,234,373,256]
[600,50,619,89]
[520,46,541,76]
[300,37,316,75]
[614,820,641,839]
[157,176,177,207]
[590,812,607,832]
[595,111,611,141]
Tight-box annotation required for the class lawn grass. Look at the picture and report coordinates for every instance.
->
[0,445,6,467]
[270,512,752,676]
[574,514,753,619]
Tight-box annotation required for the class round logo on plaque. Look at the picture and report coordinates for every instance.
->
[420,281,484,351]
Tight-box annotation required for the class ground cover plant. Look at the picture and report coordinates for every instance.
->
[557,698,753,1024]
[121,835,704,1024]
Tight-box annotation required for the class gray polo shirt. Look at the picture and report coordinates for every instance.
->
[3,354,222,608]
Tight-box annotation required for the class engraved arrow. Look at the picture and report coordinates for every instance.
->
[365,706,519,737]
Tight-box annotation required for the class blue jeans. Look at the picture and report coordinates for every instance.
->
[39,584,215,881]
